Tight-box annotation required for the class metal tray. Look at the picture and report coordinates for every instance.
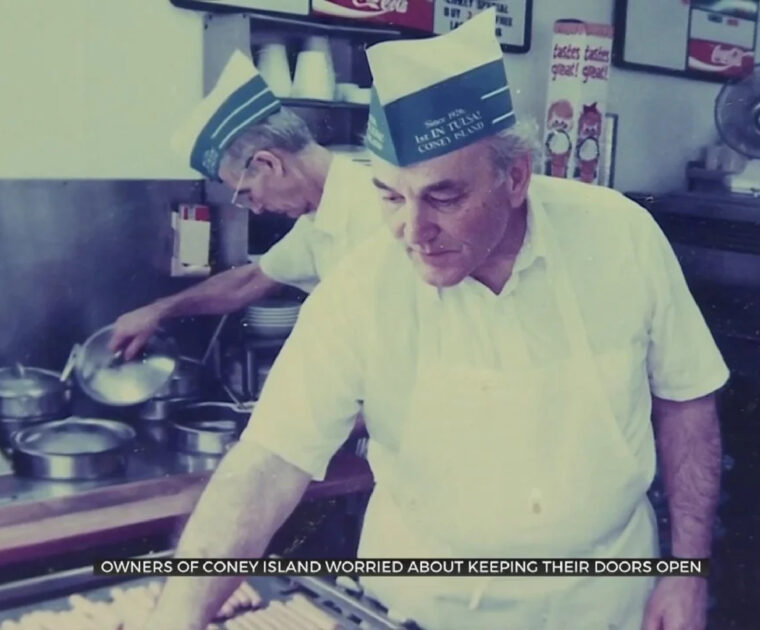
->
[0,553,409,629]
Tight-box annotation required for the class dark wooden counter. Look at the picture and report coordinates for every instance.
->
[0,453,373,566]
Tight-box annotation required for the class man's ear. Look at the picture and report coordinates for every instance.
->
[505,153,532,207]
[252,150,284,176]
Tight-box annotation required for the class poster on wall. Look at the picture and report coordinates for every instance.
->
[614,0,758,82]
[542,21,613,186]
[433,0,532,52]
[688,0,758,77]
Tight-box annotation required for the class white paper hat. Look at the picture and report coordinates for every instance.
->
[170,50,281,180]
[365,9,515,167]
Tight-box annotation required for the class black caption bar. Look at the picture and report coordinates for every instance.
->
[94,558,709,578]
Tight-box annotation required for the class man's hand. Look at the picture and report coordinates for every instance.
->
[108,303,165,360]
[642,576,707,630]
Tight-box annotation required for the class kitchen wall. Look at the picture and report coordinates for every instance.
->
[0,180,208,370]
[0,1,203,179]
[0,2,746,188]
[200,1,736,194]
[505,0,737,193]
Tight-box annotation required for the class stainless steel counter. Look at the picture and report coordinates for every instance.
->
[0,426,223,507]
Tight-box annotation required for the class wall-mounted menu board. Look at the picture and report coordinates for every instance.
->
[433,0,532,52]
[613,0,758,82]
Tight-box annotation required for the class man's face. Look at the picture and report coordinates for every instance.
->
[219,150,313,219]
[371,139,531,288]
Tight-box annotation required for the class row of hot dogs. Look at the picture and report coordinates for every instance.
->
[0,580,344,629]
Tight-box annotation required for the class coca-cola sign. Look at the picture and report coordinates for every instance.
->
[311,0,434,30]
[688,38,753,77]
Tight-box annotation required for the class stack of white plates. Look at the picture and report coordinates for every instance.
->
[244,300,301,338]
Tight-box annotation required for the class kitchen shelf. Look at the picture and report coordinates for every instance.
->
[281,98,368,111]
[247,10,408,38]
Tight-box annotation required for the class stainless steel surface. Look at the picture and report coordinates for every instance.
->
[173,451,223,472]
[0,550,174,610]
[0,180,202,371]
[223,335,285,401]
[222,380,245,407]
[152,356,202,400]
[0,412,67,447]
[200,315,229,366]
[0,426,240,506]
[132,395,197,422]
[169,401,253,455]
[10,418,136,480]
[74,325,177,406]
[0,364,70,419]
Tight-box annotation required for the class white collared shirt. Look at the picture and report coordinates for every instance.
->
[258,155,383,292]
[242,175,729,482]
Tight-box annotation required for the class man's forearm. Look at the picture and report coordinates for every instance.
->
[654,394,722,558]
[148,442,310,630]
[156,265,280,319]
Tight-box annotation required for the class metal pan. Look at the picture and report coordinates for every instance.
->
[10,417,136,480]
[132,395,198,422]
[151,356,202,400]
[168,401,253,455]
[0,364,71,419]
[70,325,177,406]
[0,412,68,449]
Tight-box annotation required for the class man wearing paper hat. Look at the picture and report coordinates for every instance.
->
[108,50,381,359]
[146,10,726,630]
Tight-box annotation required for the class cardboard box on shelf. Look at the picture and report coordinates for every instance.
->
[172,204,211,277]
[542,21,613,186]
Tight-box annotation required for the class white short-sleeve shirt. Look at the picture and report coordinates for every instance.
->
[258,154,383,292]
[242,175,729,483]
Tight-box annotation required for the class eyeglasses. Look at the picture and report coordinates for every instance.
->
[230,156,254,209]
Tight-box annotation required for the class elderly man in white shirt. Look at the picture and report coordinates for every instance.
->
[146,11,727,630]
[108,51,381,359]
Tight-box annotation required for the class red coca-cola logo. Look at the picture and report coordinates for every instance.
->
[312,0,432,30]
[710,44,751,68]
[356,0,408,12]
[324,0,408,14]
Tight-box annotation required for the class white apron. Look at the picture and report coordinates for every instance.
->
[359,219,658,629]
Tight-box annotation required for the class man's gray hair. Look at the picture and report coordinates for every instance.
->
[487,118,541,174]
[221,108,314,174]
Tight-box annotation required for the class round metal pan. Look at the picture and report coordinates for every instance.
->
[132,395,198,422]
[10,417,136,480]
[72,326,177,406]
[168,402,253,455]
[0,365,71,419]
[0,411,68,449]
[152,357,202,400]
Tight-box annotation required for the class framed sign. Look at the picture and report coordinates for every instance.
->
[613,0,758,82]
[434,0,532,53]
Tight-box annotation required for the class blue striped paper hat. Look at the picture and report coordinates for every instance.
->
[171,51,281,180]
[365,8,515,167]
